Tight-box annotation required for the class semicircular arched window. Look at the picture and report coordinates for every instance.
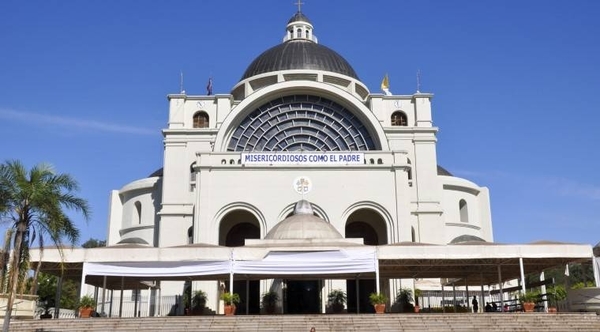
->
[227,95,376,151]
[391,111,408,126]
[193,111,209,128]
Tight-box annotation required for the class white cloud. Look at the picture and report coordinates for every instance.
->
[453,169,600,201]
[539,176,600,201]
[0,108,156,136]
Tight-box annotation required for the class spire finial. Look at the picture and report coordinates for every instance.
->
[295,0,304,12]
[180,70,185,94]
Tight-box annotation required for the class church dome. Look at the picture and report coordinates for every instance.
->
[240,11,359,80]
[241,41,359,80]
[265,200,343,240]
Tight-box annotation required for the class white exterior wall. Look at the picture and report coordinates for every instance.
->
[193,152,410,245]
[440,176,493,243]
[108,86,493,248]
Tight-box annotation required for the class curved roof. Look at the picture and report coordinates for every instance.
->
[449,235,487,244]
[241,40,359,80]
[265,200,343,240]
[288,11,311,24]
[116,237,149,245]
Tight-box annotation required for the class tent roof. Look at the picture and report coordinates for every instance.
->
[28,242,593,289]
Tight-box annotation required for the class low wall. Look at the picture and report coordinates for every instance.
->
[0,294,38,319]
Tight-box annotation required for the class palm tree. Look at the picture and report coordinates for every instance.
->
[0,160,90,332]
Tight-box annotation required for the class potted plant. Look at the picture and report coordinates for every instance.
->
[327,289,347,313]
[519,291,539,312]
[220,292,240,316]
[261,291,279,314]
[78,295,96,318]
[395,288,414,313]
[191,290,207,315]
[414,288,422,313]
[369,292,387,314]
[547,285,566,313]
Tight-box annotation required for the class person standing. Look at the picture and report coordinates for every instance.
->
[472,296,479,313]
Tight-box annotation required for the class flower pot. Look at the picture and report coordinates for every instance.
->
[522,302,535,312]
[548,307,557,313]
[224,304,236,316]
[79,307,94,318]
[331,303,344,314]
[414,305,420,313]
[374,304,385,314]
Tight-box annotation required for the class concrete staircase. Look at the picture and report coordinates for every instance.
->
[8,313,600,332]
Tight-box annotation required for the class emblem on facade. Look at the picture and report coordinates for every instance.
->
[293,176,312,196]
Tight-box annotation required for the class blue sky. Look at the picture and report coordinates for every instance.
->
[1,0,599,246]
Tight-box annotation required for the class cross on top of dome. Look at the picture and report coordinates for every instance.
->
[295,0,304,13]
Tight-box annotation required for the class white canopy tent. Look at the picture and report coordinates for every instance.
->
[29,241,597,314]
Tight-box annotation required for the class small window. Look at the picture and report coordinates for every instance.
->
[459,199,469,223]
[134,201,142,225]
[193,112,209,128]
[391,111,408,126]
[297,28,302,38]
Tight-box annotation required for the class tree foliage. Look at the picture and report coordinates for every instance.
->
[0,160,90,331]
[34,272,79,310]
[82,238,106,248]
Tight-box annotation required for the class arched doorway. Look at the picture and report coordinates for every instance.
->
[345,209,387,313]
[219,210,261,314]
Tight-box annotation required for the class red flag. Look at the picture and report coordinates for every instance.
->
[206,78,213,95]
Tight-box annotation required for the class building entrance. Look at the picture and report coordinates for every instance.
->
[285,280,321,314]
[233,280,260,314]
[346,279,376,313]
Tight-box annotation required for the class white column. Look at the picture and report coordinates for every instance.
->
[519,257,526,294]
[593,256,600,287]
[540,272,548,312]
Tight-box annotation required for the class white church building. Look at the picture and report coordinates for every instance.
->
[107,9,492,313]
[32,8,595,317]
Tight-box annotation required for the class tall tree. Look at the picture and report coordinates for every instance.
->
[0,160,90,332]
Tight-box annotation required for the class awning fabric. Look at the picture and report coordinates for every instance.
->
[82,249,376,279]
[83,260,232,278]
[233,249,376,275]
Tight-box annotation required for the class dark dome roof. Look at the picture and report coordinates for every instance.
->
[149,168,163,177]
[241,40,359,80]
[437,165,453,176]
[449,235,486,244]
[288,12,311,24]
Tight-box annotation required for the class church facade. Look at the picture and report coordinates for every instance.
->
[105,10,493,314]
